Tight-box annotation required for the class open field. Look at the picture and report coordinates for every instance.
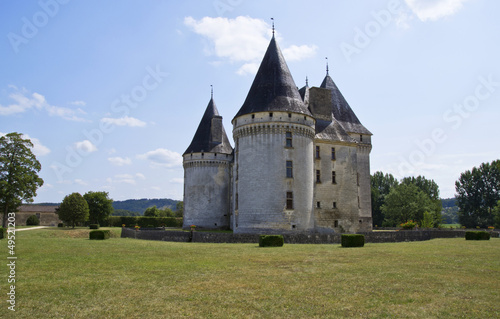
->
[1,228,499,318]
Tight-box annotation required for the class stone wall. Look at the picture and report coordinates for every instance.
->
[120,228,495,244]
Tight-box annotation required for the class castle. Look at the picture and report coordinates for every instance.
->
[183,33,372,234]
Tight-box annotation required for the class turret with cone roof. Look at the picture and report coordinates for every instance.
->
[319,64,371,136]
[233,34,311,120]
[184,90,233,155]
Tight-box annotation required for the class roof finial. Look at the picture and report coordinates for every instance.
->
[306,76,309,87]
[271,18,274,37]
[326,57,329,75]
[210,85,213,99]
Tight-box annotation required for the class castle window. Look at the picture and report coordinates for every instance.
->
[269,112,273,117]
[235,193,238,210]
[286,161,293,178]
[315,146,320,159]
[316,170,321,183]
[360,134,363,142]
[252,114,255,119]
[334,220,338,227]
[288,113,292,118]
[286,192,293,209]
[331,147,336,160]
[316,201,321,208]
[285,131,293,148]
[333,202,337,209]
[332,171,336,184]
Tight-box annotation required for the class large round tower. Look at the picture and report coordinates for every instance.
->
[183,95,233,230]
[232,36,315,234]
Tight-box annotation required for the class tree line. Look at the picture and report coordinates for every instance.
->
[372,159,500,229]
[371,173,442,227]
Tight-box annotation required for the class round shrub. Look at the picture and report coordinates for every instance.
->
[341,234,365,247]
[26,215,40,226]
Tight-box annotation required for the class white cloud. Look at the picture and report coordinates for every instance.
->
[137,148,182,168]
[282,45,318,62]
[170,177,184,184]
[74,179,88,186]
[101,116,146,127]
[108,156,132,166]
[237,63,259,76]
[0,86,87,121]
[405,0,470,21]
[70,100,86,106]
[74,140,97,153]
[0,132,50,156]
[185,16,270,62]
[185,16,317,75]
[106,173,145,185]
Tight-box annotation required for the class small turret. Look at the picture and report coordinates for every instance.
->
[183,94,233,230]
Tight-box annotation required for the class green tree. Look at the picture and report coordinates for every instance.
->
[26,214,40,226]
[158,207,174,217]
[455,160,500,228]
[0,132,44,227]
[144,205,160,217]
[382,183,433,226]
[401,176,442,226]
[83,191,114,225]
[370,172,398,227]
[57,193,89,228]
[494,200,500,229]
[175,201,184,217]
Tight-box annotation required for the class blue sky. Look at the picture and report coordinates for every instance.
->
[1,0,499,202]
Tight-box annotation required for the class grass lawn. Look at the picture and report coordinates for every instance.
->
[1,227,499,318]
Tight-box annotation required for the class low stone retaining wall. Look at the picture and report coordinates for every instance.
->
[121,228,498,244]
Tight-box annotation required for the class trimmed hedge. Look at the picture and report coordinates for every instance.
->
[465,231,490,240]
[26,215,40,226]
[0,227,6,239]
[89,224,99,229]
[259,235,284,247]
[89,230,111,240]
[108,216,183,228]
[341,234,365,247]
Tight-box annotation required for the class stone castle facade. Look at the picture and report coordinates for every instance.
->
[183,34,372,234]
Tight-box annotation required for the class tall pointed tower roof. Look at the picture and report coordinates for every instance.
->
[183,96,233,155]
[234,36,311,119]
[320,72,371,135]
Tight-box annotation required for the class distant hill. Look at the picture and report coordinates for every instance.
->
[36,198,180,215]
[111,198,179,214]
[441,197,457,208]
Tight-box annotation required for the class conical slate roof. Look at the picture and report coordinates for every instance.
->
[234,37,311,119]
[183,97,233,155]
[320,74,371,135]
